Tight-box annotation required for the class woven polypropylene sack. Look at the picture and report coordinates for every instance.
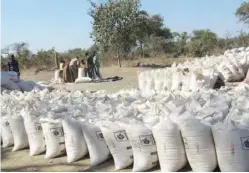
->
[212,122,249,172]
[42,122,66,159]
[0,117,14,148]
[179,118,217,172]
[10,116,29,151]
[126,123,158,172]
[24,119,45,156]
[152,117,187,172]
[62,117,88,163]
[101,122,133,170]
[81,122,110,166]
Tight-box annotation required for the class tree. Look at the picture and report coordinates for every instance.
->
[89,0,140,67]
[1,42,29,57]
[135,13,174,57]
[173,32,190,55]
[236,1,249,25]
[189,29,217,57]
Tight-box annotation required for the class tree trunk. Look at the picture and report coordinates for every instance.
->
[54,51,59,69]
[141,43,144,59]
[117,48,121,68]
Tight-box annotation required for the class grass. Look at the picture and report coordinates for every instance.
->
[101,56,194,67]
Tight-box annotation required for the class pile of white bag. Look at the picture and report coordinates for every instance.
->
[1,71,52,92]
[1,83,249,172]
[138,47,249,95]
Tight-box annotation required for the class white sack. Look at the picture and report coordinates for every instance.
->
[9,116,29,151]
[42,121,66,159]
[152,117,187,172]
[245,70,249,83]
[126,123,158,172]
[212,121,249,172]
[75,77,92,84]
[178,117,217,172]
[0,117,14,148]
[23,119,45,156]
[62,117,88,163]
[81,122,110,166]
[101,122,133,170]
[51,70,63,84]
[77,68,85,78]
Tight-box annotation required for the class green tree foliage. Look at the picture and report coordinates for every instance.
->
[189,29,218,57]
[89,0,141,67]
[173,32,190,56]
[236,1,249,25]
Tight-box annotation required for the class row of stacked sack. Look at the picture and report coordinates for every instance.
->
[1,84,249,172]
[138,47,249,95]
[1,71,53,92]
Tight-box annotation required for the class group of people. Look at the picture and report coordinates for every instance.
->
[60,52,102,83]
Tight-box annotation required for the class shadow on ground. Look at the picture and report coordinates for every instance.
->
[133,63,171,69]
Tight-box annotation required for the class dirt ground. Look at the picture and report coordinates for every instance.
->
[1,147,195,172]
[20,67,149,92]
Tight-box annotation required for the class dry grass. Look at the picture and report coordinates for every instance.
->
[101,56,194,67]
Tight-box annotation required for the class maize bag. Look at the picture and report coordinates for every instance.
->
[212,120,249,172]
[178,117,217,172]
[21,108,46,156]
[100,121,133,170]
[42,120,66,159]
[0,116,14,148]
[24,119,45,155]
[9,116,29,151]
[126,123,158,172]
[152,117,187,172]
[80,121,110,166]
[62,116,88,163]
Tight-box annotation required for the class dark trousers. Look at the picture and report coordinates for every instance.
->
[69,66,78,82]
[84,68,88,77]
[94,66,102,79]
[88,66,94,79]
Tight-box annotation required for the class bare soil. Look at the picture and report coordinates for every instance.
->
[20,67,149,92]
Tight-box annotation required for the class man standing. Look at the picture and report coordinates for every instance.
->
[8,55,20,79]
[69,57,79,82]
[87,54,94,79]
[93,51,102,80]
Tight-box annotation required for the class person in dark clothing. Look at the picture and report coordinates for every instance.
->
[87,53,94,79]
[8,55,20,78]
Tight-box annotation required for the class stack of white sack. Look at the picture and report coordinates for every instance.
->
[1,71,52,92]
[138,47,249,95]
[1,85,249,172]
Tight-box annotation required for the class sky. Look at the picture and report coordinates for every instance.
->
[1,0,248,53]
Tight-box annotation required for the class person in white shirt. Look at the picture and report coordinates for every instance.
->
[69,57,79,82]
